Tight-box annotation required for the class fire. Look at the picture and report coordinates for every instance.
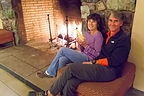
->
[57,21,82,46]
[58,21,82,39]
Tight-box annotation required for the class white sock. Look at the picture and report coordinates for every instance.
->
[45,71,50,75]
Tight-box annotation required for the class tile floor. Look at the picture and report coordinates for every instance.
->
[0,68,33,96]
[0,42,144,96]
[1,67,144,96]
[0,44,57,91]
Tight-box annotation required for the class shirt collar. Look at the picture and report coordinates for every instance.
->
[107,28,120,37]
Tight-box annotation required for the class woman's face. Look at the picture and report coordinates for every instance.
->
[88,19,97,31]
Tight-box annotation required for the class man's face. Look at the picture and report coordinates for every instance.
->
[88,19,97,31]
[108,14,123,32]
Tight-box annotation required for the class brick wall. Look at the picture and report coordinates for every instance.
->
[21,0,62,43]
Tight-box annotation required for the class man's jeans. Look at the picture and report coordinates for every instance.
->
[49,63,117,96]
[46,47,89,77]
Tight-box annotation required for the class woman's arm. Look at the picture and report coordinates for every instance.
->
[83,32,103,61]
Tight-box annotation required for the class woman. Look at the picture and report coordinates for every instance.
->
[37,13,104,78]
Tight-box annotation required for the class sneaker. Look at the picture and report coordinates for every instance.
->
[37,71,53,78]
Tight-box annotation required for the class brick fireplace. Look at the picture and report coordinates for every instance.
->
[13,0,81,44]
[11,0,136,45]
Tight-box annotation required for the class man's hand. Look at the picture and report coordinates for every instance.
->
[82,62,92,64]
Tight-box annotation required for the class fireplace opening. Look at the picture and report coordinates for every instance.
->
[53,0,82,48]
[13,0,82,49]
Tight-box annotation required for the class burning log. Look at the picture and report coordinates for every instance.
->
[57,34,74,42]
[57,34,76,49]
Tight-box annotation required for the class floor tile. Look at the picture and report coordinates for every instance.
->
[0,55,38,77]
[0,68,34,96]
[26,71,56,90]
[0,81,19,96]
[2,46,56,69]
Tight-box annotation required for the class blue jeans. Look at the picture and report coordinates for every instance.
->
[46,47,89,77]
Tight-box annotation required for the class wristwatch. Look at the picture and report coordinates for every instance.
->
[92,60,96,64]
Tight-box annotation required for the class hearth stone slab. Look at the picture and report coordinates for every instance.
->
[0,45,57,91]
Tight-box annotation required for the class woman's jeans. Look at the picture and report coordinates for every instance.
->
[46,47,89,77]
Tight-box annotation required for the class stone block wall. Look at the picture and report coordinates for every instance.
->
[80,0,136,36]
[0,0,19,45]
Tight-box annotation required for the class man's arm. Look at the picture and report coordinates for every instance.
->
[82,62,92,64]
[82,60,99,64]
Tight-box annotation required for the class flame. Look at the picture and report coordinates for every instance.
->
[58,21,82,39]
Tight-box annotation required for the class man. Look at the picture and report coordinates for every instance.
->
[46,10,131,96]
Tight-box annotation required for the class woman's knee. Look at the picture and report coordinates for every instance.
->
[59,56,67,63]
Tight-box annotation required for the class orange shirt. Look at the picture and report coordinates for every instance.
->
[106,29,120,45]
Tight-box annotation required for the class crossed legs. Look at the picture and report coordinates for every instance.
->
[48,63,117,96]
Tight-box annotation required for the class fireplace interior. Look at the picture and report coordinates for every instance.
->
[12,0,82,48]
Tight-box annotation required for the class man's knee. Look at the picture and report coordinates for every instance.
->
[62,79,80,96]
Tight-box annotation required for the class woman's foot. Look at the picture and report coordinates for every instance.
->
[37,71,53,78]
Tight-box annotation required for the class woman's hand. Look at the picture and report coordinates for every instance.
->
[76,37,82,45]
[76,37,87,48]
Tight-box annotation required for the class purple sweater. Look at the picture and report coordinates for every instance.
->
[79,31,103,61]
